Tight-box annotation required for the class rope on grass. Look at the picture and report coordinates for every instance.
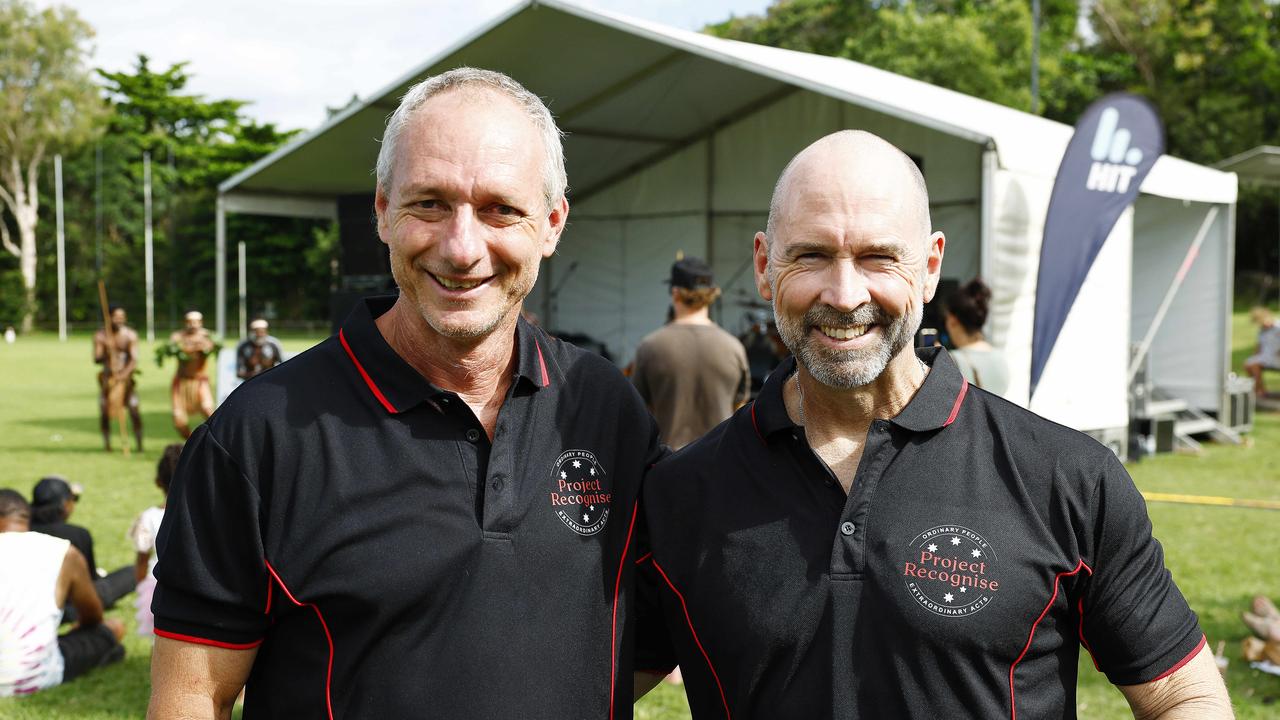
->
[1142,491,1280,511]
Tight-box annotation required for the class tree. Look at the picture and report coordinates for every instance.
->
[37,56,330,332]
[0,0,105,331]
[706,0,1280,276]
[707,0,1082,113]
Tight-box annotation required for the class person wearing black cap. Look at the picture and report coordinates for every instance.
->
[635,131,1230,718]
[631,257,750,450]
[31,476,135,617]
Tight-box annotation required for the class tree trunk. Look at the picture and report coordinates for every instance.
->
[2,153,41,333]
[16,202,37,333]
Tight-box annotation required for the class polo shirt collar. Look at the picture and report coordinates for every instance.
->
[751,346,969,440]
[889,346,970,433]
[338,296,551,415]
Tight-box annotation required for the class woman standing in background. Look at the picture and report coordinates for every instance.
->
[945,278,1010,397]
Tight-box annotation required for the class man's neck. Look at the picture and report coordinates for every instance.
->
[376,299,518,435]
[792,349,927,435]
[672,304,713,325]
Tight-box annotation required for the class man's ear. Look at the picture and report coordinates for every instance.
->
[922,231,946,303]
[542,196,570,258]
[753,232,773,301]
[374,186,391,245]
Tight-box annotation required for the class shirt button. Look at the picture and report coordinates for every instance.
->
[840,521,856,536]
[491,476,505,492]
[465,428,481,443]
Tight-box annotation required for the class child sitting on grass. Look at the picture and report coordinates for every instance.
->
[128,443,183,637]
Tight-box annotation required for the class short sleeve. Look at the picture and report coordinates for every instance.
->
[1078,452,1204,685]
[127,509,159,554]
[152,424,270,648]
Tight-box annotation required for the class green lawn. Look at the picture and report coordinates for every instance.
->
[0,320,1277,718]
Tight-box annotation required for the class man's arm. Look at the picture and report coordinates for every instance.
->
[1117,643,1232,719]
[93,331,106,364]
[148,637,257,720]
[120,330,139,377]
[61,545,103,627]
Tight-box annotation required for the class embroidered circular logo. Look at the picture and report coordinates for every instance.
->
[549,449,611,536]
[902,525,1001,617]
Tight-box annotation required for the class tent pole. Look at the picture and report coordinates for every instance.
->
[216,195,226,340]
[705,135,716,323]
[238,241,247,340]
[1127,205,1219,383]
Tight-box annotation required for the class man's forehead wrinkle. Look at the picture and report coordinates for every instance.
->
[390,95,543,207]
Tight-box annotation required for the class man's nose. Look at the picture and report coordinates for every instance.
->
[437,206,485,269]
[818,260,871,312]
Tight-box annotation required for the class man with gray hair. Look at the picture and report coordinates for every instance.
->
[148,67,663,718]
[635,130,1230,718]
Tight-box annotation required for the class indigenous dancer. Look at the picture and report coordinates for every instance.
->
[93,306,142,452]
[166,311,216,438]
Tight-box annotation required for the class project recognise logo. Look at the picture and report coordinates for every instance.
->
[1086,106,1144,194]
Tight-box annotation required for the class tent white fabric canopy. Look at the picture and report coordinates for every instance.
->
[218,0,1238,444]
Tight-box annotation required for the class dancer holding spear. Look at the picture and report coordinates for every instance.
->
[94,282,142,454]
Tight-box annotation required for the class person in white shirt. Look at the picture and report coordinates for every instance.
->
[0,489,124,697]
[129,443,183,637]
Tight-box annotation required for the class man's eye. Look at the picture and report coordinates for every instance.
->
[492,205,518,216]
[415,199,442,210]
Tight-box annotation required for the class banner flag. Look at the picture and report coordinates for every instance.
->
[1030,93,1163,397]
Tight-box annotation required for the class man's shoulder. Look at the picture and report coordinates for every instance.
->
[648,405,749,484]
[212,336,342,425]
[539,329,628,387]
[962,387,1119,471]
[0,531,70,562]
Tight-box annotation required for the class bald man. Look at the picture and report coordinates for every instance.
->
[635,131,1230,718]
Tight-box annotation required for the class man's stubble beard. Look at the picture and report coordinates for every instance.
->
[392,256,538,341]
[771,272,922,390]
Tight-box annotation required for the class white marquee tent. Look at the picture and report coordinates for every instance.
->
[217,0,1238,449]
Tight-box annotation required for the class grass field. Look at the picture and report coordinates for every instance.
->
[0,317,1278,718]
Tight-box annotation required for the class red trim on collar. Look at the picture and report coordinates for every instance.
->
[266,561,336,720]
[534,339,550,387]
[339,329,398,413]
[750,401,763,443]
[943,379,969,427]
[609,501,640,720]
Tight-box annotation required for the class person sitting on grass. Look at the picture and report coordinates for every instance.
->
[30,476,134,620]
[1244,307,1280,398]
[128,443,183,637]
[0,489,125,696]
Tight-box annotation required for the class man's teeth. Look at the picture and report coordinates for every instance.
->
[818,325,869,340]
[434,275,483,290]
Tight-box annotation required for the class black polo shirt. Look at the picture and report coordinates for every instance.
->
[153,296,663,719]
[638,348,1204,719]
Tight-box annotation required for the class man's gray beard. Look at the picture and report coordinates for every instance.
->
[772,294,922,390]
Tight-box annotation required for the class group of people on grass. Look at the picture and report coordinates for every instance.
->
[0,445,180,696]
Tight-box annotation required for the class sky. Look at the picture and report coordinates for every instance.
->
[37,0,774,132]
